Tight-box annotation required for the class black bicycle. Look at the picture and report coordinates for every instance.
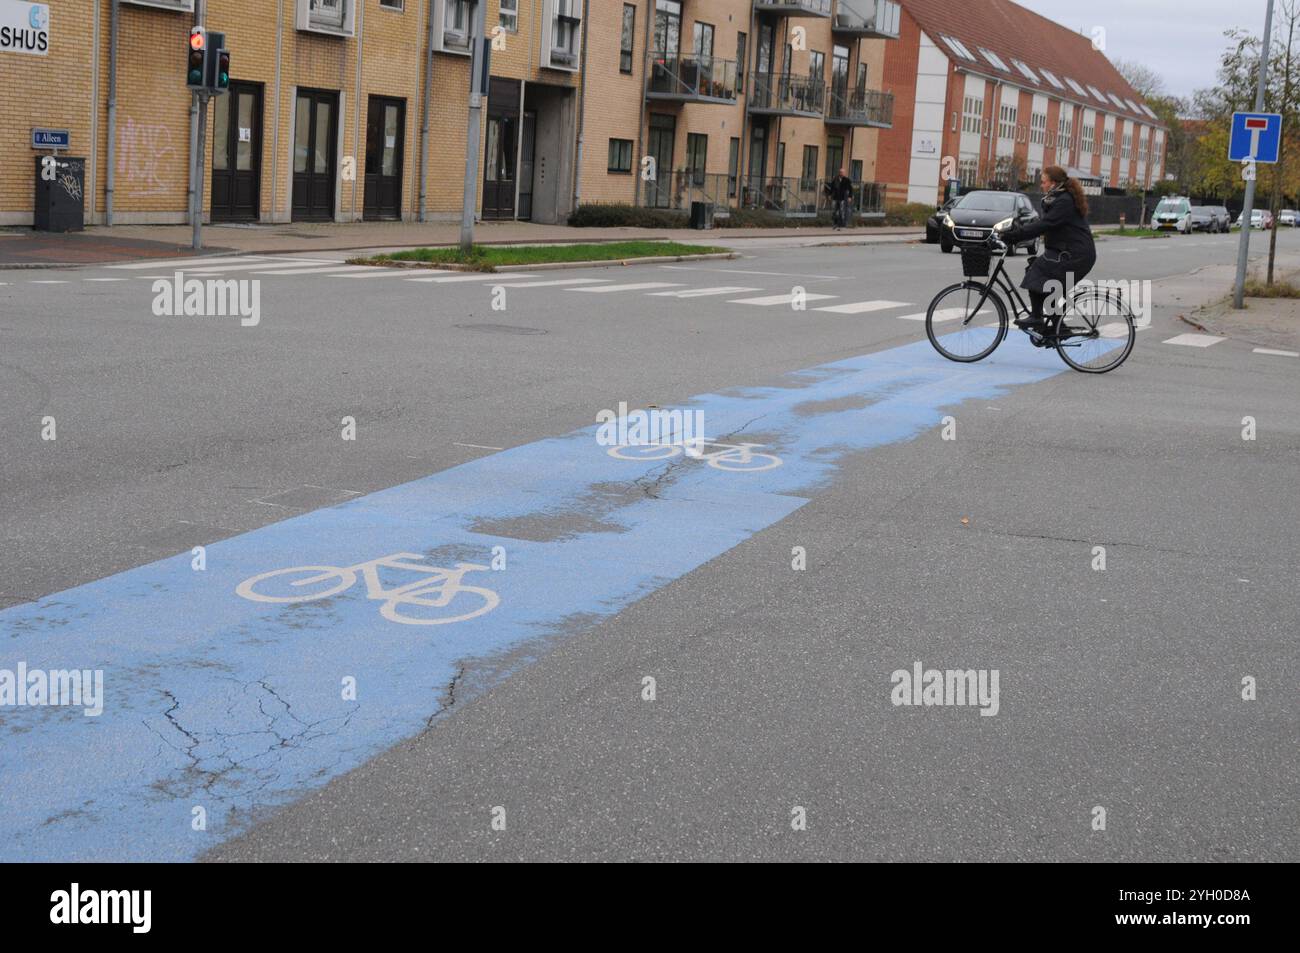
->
[925,231,1137,374]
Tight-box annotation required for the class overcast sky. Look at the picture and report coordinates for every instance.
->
[1016,0,1274,100]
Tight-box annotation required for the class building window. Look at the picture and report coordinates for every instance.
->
[379,0,403,9]
[1058,114,1073,151]
[620,4,635,73]
[686,133,708,186]
[299,0,354,34]
[800,145,818,190]
[940,34,975,61]
[548,0,582,69]
[728,137,740,196]
[961,96,983,134]
[1121,131,1131,160]
[851,159,863,181]
[499,0,516,32]
[736,32,747,93]
[958,156,979,184]
[1081,124,1094,154]
[808,50,824,81]
[1101,128,1115,157]
[608,138,633,174]
[998,104,1016,140]
[655,0,681,56]
[1030,112,1046,145]
[825,135,844,179]
[442,0,475,52]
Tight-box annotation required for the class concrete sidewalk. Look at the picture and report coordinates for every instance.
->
[1170,252,1300,352]
[0,219,924,266]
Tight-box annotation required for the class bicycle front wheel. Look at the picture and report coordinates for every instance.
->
[1054,288,1136,374]
[926,282,1008,363]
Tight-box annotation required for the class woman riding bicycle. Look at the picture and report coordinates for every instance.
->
[998,165,1096,334]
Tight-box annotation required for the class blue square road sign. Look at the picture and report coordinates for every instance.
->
[1229,112,1282,163]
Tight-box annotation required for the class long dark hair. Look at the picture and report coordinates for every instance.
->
[1043,165,1088,218]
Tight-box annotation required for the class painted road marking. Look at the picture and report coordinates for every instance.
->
[29,280,68,284]
[0,333,1092,862]
[897,307,985,322]
[106,256,279,270]
[1252,347,1300,357]
[728,292,837,306]
[491,277,613,288]
[180,260,342,275]
[570,282,684,293]
[662,265,846,279]
[814,300,912,315]
[407,273,506,283]
[1162,333,1225,347]
[84,277,129,282]
[647,286,762,298]
[332,270,437,279]
[252,265,392,276]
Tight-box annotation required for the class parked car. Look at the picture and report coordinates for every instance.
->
[1152,196,1193,234]
[926,198,958,244]
[939,190,1039,255]
[1190,205,1231,233]
[1233,209,1274,229]
[1278,209,1298,227]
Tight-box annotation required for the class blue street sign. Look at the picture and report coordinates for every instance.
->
[1229,112,1282,163]
[31,128,70,149]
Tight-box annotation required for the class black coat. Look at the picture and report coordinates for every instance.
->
[824,176,854,202]
[1008,186,1096,294]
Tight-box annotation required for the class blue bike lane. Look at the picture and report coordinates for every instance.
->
[1,334,1068,861]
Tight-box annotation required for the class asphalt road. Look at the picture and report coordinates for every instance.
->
[1,229,1296,862]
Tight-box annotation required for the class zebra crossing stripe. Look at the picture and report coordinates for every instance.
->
[728,292,838,306]
[569,282,684,293]
[647,286,762,298]
[814,300,911,315]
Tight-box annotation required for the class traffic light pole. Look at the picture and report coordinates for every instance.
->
[1234,0,1275,309]
[193,91,209,251]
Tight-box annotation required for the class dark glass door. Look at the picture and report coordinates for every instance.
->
[363,97,405,221]
[647,113,676,208]
[292,89,338,221]
[211,82,262,222]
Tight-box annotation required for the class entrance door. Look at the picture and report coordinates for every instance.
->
[293,89,338,221]
[483,77,521,220]
[363,96,405,221]
[518,110,536,221]
[647,113,675,208]
[211,82,263,222]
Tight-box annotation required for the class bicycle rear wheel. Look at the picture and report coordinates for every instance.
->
[1053,287,1136,373]
[926,282,1008,363]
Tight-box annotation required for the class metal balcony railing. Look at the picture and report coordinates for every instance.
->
[748,73,826,116]
[645,171,737,213]
[825,87,894,127]
[754,0,833,17]
[738,176,886,217]
[646,53,739,103]
[832,0,901,38]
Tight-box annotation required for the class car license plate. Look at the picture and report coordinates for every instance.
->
[957,229,984,238]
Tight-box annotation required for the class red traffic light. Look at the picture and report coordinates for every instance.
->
[189,27,205,51]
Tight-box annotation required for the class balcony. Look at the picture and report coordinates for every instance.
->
[832,0,901,38]
[748,74,826,117]
[754,0,833,18]
[647,53,739,104]
[825,87,894,127]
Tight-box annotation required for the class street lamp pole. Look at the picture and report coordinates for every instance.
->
[1234,0,1276,309]
[460,1,491,254]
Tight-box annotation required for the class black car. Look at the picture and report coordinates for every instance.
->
[926,198,958,244]
[939,190,1040,255]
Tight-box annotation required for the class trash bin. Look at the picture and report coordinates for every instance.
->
[34,156,86,233]
[689,200,715,230]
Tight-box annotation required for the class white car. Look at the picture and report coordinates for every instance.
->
[1279,209,1298,227]
[1151,196,1192,234]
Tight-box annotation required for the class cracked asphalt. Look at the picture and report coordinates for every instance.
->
[2,231,1297,862]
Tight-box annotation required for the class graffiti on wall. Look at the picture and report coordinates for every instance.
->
[118,117,176,197]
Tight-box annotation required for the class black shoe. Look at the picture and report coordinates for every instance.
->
[1015,316,1048,333]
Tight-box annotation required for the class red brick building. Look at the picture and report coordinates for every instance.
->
[876,0,1167,205]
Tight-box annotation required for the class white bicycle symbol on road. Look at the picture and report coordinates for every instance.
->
[606,439,782,472]
[236,552,499,625]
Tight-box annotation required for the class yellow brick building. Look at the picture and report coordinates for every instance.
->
[1,0,896,227]
[1,0,581,225]
[577,0,899,217]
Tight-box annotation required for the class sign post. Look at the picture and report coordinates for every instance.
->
[1232,0,1278,309]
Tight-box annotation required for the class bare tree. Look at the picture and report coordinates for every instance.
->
[1112,58,1166,99]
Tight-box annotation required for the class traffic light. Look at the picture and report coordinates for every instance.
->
[216,49,230,91]
[186,26,207,88]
